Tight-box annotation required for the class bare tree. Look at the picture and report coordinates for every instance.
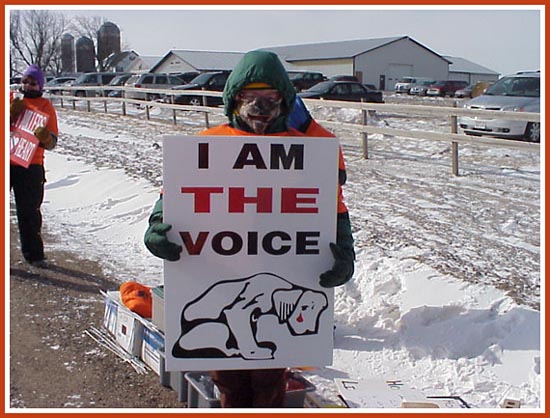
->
[69,15,108,71]
[9,10,69,76]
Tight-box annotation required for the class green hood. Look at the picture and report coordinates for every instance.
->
[223,50,296,125]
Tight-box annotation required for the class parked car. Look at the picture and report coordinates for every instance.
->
[171,71,200,84]
[394,77,435,94]
[454,84,474,98]
[409,79,437,96]
[298,80,384,103]
[426,80,469,97]
[70,72,120,97]
[124,73,183,101]
[105,74,133,97]
[458,71,540,142]
[329,75,359,82]
[44,76,76,94]
[288,71,327,92]
[170,71,230,106]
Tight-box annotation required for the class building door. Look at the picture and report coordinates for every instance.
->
[387,63,413,90]
[379,75,386,90]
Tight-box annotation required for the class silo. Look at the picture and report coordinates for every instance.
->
[61,33,75,74]
[75,36,95,72]
[97,22,121,64]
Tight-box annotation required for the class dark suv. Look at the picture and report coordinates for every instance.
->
[288,71,326,91]
[170,71,230,106]
[426,80,469,97]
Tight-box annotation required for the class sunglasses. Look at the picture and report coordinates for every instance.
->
[237,90,282,104]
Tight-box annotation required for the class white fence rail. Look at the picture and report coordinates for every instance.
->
[46,85,541,176]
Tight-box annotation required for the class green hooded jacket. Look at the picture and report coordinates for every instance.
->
[223,50,296,133]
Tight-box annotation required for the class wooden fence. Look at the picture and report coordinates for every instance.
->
[47,85,541,176]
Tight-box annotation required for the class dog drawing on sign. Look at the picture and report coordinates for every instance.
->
[171,272,328,360]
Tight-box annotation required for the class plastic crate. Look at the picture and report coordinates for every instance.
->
[159,350,188,403]
[185,372,221,408]
[185,371,315,408]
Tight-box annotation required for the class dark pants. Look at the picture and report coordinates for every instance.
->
[10,164,46,262]
[210,368,287,408]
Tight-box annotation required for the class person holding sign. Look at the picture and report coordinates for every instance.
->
[144,50,355,407]
[10,64,58,267]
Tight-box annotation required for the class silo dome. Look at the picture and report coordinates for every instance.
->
[97,21,121,63]
[75,36,95,72]
[61,33,75,74]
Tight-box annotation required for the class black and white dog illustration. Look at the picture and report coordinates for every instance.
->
[172,272,328,360]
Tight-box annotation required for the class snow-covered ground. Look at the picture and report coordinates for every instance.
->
[18,96,542,410]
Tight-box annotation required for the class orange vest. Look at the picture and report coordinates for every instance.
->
[200,123,349,214]
[10,92,58,166]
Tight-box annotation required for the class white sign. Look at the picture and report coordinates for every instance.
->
[162,135,338,371]
[335,379,469,409]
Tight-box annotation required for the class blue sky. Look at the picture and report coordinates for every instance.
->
[53,6,542,76]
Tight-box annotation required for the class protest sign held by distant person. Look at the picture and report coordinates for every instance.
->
[10,107,49,168]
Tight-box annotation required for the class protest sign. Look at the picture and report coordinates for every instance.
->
[162,135,339,371]
[10,107,48,168]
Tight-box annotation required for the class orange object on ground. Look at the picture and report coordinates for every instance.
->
[120,282,152,318]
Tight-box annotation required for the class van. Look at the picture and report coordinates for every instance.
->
[125,73,184,101]
[71,72,120,97]
[171,71,230,106]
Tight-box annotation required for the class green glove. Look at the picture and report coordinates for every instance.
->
[10,98,26,124]
[34,126,55,149]
[319,214,355,288]
[144,198,182,261]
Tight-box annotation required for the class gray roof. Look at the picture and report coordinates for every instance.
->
[261,35,448,62]
[137,55,162,69]
[152,50,245,72]
[444,56,499,75]
[151,49,300,72]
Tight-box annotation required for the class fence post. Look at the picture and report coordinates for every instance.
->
[122,91,127,116]
[171,94,177,125]
[202,89,210,128]
[361,100,368,159]
[451,101,459,176]
[86,97,91,112]
[146,102,150,120]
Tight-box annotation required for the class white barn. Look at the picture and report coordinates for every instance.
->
[150,50,245,73]
[261,36,498,90]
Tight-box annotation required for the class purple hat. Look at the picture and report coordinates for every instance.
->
[22,64,45,90]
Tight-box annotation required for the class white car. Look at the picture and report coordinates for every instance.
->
[409,80,436,96]
[394,77,435,94]
[458,71,540,142]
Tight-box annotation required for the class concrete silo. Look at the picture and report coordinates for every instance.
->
[75,36,96,72]
[97,22,121,64]
[61,33,75,74]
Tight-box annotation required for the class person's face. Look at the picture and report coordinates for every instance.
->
[21,76,40,93]
[235,89,283,134]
